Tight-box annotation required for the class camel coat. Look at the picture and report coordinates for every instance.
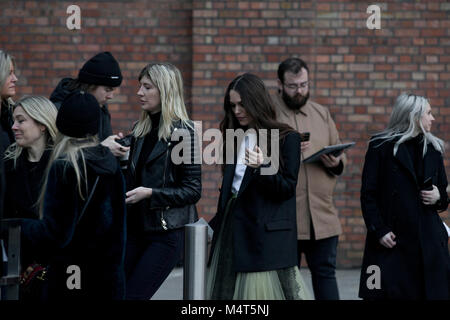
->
[274,95,345,240]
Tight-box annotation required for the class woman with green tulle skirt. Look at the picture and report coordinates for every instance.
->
[206,73,312,300]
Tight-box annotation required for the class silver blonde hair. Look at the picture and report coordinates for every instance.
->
[38,134,98,218]
[133,63,192,140]
[371,93,444,156]
[4,96,58,167]
[0,49,16,106]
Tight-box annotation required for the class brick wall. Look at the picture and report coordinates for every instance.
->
[1,0,449,268]
[0,0,193,131]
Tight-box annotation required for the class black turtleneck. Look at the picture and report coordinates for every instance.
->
[404,134,425,185]
[135,111,161,185]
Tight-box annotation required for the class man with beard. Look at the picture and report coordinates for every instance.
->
[273,58,346,300]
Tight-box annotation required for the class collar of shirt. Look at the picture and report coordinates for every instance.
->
[275,93,308,118]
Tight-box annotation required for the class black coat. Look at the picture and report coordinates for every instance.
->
[4,150,52,267]
[0,99,14,276]
[359,138,450,300]
[127,120,201,232]
[4,150,51,220]
[49,78,113,141]
[0,99,14,154]
[21,145,127,300]
[209,132,301,272]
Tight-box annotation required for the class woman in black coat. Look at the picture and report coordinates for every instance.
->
[3,96,57,299]
[206,73,310,300]
[20,92,127,300]
[0,49,18,278]
[0,50,17,216]
[0,50,16,153]
[359,93,450,300]
[124,63,201,300]
[4,96,58,221]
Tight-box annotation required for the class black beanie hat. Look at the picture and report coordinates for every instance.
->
[78,51,123,87]
[57,91,100,138]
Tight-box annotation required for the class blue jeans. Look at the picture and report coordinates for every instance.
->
[298,235,340,300]
[125,228,184,300]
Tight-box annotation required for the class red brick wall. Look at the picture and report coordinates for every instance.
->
[0,0,193,131]
[1,0,449,268]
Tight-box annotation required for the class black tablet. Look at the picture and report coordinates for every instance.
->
[303,142,355,163]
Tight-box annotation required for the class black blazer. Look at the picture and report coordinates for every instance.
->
[359,137,449,300]
[210,131,301,272]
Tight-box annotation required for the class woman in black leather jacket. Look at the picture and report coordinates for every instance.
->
[124,62,201,300]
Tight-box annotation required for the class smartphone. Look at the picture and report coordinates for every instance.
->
[422,177,433,191]
[116,135,133,147]
[299,132,310,142]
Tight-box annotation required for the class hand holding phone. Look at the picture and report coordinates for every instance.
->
[422,177,433,191]
[116,135,133,147]
[299,132,310,142]
[420,177,440,205]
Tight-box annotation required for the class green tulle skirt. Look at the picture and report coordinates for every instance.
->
[206,195,312,300]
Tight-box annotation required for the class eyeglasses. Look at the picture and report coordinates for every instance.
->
[283,81,309,91]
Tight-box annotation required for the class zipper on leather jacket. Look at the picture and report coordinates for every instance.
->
[160,141,171,230]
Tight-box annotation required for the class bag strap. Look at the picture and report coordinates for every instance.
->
[77,176,100,225]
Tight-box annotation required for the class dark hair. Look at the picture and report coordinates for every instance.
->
[220,73,294,173]
[277,58,309,84]
[66,79,98,93]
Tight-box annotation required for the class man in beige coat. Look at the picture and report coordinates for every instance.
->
[274,58,346,300]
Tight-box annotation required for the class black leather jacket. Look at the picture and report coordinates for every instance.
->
[128,120,201,232]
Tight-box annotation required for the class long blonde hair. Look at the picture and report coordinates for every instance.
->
[38,134,98,218]
[371,93,444,156]
[133,63,191,140]
[0,49,16,108]
[4,96,58,167]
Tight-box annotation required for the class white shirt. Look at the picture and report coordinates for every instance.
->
[231,132,257,194]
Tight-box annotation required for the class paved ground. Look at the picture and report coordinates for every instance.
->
[152,267,362,300]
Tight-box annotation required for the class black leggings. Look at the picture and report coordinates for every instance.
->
[124,228,184,300]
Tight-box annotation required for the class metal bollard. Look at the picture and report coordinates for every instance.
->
[0,219,22,300]
[183,223,208,300]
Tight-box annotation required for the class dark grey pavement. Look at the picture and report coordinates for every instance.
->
[152,267,362,300]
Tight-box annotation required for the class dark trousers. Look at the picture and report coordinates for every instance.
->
[125,228,184,300]
[298,235,340,300]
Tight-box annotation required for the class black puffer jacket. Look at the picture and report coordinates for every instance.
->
[49,78,113,141]
[127,120,201,232]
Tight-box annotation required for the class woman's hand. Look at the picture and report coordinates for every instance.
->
[379,232,397,249]
[420,185,440,205]
[101,133,130,157]
[245,145,264,168]
[126,187,152,204]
